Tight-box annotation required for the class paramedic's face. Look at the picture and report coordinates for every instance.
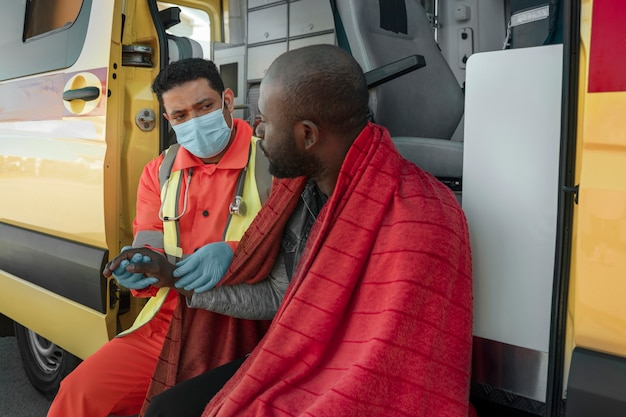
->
[161,78,234,128]
[257,81,320,179]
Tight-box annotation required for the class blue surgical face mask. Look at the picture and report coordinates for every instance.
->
[172,95,232,159]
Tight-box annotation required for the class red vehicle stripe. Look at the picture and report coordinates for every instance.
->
[588,0,626,93]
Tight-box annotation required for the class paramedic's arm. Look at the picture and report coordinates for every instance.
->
[104,246,287,319]
[128,157,169,297]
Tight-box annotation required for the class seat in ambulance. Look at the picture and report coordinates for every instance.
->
[330,0,464,201]
[159,7,205,147]
[159,6,204,63]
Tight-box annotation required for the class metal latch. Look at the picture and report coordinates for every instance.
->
[136,109,156,131]
[109,279,120,309]
[563,184,579,204]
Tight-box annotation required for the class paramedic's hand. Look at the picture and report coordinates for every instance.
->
[104,246,158,290]
[173,242,233,293]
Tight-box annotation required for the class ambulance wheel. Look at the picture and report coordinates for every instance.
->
[14,322,81,400]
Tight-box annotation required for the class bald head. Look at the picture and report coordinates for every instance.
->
[262,45,370,137]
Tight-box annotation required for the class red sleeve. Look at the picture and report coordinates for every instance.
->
[133,156,165,236]
[225,241,238,252]
[129,156,165,298]
[131,287,159,298]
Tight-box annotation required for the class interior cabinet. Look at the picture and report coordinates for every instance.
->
[289,33,336,50]
[247,42,288,80]
[246,0,336,80]
[245,0,336,120]
[248,0,283,8]
[289,0,335,38]
[247,4,288,45]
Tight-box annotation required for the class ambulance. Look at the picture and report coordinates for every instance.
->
[0,1,623,416]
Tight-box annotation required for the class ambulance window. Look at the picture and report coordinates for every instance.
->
[24,0,83,40]
[157,2,212,58]
[0,0,90,81]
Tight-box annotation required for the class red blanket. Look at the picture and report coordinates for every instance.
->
[202,123,474,417]
[139,178,307,415]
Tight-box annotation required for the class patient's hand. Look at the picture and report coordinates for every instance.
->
[103,247,176,289]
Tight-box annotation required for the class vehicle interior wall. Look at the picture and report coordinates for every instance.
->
[464,43,563,412]
[435,0,506,89]
[212,0,508,140]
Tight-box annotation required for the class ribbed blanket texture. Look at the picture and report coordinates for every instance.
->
[199,123,474,417]
[140,164,308,415]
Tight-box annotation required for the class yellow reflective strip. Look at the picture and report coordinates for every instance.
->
[225,137,263,241]
[161,170,183,258]
[120,151,183,337]
[117,287,170,336]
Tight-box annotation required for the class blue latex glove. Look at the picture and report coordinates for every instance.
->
[112,246,159,290]
[173,242,233,293]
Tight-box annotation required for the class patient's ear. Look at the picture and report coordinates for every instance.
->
[296,120,319,150]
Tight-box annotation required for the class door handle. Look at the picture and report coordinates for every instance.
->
[63,86,100,102]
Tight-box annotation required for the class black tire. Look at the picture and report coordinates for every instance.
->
[13,322,82,400]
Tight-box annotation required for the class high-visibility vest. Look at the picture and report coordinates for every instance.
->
[118,137,269,336]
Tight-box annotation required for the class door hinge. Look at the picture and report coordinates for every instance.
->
[563,184,579,204]
[122,44,153,67]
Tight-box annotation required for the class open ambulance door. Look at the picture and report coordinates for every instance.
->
[464,1,580,416]
[0,0,162,398]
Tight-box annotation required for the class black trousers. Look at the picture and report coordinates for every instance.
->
[145,356,246,417]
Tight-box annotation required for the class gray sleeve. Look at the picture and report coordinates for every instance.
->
[187,250,289,320]
[133,230,164,249]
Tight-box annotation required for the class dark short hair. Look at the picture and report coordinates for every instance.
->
[152,58,225,105]
[265,45,369,135]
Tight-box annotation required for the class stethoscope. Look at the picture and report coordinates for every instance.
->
[158,164,247,222]
[158,167,193,222]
